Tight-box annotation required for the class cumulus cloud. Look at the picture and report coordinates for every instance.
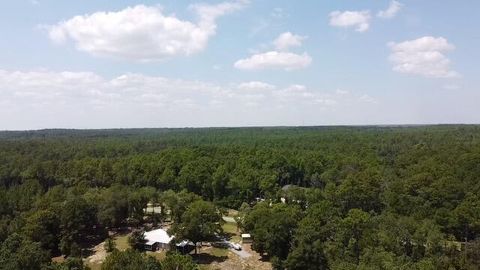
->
[336,89,350,95]
[235,32,311,71]
[274,84,311,98]
[234,51,312,71]
[377,1,403,19]
[329,10,371,32]
[0,71,284,109]
[191,0,248,27]
[388,36,460,78]
[45,1,247,61]
[238,81,276,91]
[273,32,306,51]
[359,94,377,104]
[0,69,378,129]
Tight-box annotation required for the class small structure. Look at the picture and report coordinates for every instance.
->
[144,229,173,251]
[144,203,163,214]
[176,240,196,254]
[241,233,252,244]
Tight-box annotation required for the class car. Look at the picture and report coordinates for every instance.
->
[230,242,242,250]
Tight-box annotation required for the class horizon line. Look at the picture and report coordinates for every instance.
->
[1,123,479,133]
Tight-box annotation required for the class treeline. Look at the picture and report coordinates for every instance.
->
[1,126,480,269]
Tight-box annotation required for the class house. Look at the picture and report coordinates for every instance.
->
[241,233,252,243]
[143,228,195,253]
[144,229,174,251]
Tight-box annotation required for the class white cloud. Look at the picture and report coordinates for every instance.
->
[336,89,350,95]
[329,10,371,32]
[283,84,307,92]
[377,1,403,19]
[46,1,246,61]
[273,32,306,51]
[0,69,379,129]
[359,94,377,104]
[190,0,248,27]
[235,32,311,71]
[238,81,276,91]
[234,51,312,70]
[0,70,104,100]
[274,84,311,98]
[388,36,460,78]
[314,98,338,106]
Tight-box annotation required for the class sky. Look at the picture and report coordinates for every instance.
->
[1,0,479,130]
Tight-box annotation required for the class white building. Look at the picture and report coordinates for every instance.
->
[241,233,252,243]
[144,229,173,251]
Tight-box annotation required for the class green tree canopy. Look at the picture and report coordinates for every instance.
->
[171,200,222,254]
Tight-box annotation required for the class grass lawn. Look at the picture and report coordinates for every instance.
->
[147,250,167,261]
[195,247,230,270]
[222,222,237,234]
[222,221,241,243]
[88,262,102,270]
[85,233,130,270]
[231,235,241,243]
[114,234,130,251]
[208,247,229,257]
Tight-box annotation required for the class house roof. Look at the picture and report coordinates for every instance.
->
[144,229,174,244]
[241,233,251,238]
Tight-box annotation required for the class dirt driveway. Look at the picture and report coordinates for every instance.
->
[202,244,271,270]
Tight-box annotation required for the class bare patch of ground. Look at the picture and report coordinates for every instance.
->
[197,240,271,270]
[85,240,107,270]
[51,255,65,264]
[85,231,131,270]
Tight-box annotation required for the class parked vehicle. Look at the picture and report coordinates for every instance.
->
[230,242,242,250]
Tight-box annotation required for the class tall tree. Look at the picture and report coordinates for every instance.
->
[0,233,50,270]
[23,209,60,251]
[161,252,198,270]
[59,196,97,255]
[171,200,222,254]
[101,249,161,270]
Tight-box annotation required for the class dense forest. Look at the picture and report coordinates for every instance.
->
[1,126,480,269]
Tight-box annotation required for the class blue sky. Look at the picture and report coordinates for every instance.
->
[0,0,479,129]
